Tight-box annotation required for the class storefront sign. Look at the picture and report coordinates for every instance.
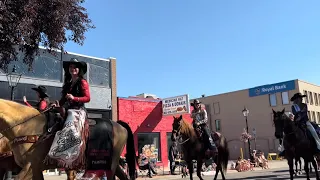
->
[162,94,190,116]
[248,80,296,97]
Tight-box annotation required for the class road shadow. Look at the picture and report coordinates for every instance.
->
[272,169,288,173]
[226,173,318,180]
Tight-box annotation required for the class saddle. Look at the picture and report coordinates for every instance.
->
[43,106,114,173]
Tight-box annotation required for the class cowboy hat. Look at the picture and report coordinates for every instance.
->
[63,58,87,75]
[290,93,306,101]
[31,86,49,97]
[190,99,201,106]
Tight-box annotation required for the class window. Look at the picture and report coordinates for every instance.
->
[166,132,172,158]
[312,111,316,122]
[308,111,311,120]
[281,92,289,105]
[318,94,320,105]
[317,112,320,124]
[213,102,220,114]
[137,133,161,161]
[269,94,277,106]
[315,93,319,106]
[215,119,221,131]
[4,50,63,81]
[309,91,314,105]
[304,90,308,103]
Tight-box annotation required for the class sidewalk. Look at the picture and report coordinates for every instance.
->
[135,160,288,179]
[43,160,289,180]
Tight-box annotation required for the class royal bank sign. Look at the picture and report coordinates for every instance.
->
[248,80,296,97]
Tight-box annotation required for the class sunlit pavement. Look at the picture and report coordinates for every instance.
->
[44,160,320,180]
[43,167,320,180]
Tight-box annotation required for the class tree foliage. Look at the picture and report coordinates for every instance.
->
[0,0,94,71]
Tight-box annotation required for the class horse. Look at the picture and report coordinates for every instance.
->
[0,99,136,180]
[273,108,320,180]
[0,134,21,179]
[294,155,303,176]
[171,115,229,180]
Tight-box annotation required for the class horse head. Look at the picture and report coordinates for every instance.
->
[171,115,183,141]
[272,108,286,139]
[0,99,44,140]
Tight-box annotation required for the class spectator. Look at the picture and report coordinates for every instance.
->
[169,142,178,175]
[138,153,157,178]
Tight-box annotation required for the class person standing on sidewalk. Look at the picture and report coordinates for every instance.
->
[169,142,178,175]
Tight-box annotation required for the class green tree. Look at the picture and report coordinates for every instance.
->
[0,0,94,71]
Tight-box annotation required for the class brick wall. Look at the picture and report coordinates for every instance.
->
[117,97,193,167]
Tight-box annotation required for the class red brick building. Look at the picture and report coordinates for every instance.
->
[117,96,193,167]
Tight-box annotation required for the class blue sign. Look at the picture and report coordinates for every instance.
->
[248,80,296,97]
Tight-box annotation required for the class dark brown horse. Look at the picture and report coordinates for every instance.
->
[273,109,319,180]
[0,99,136,180]
[171,115,229,180]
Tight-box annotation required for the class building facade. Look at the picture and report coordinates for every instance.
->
[196,79,320,160]
[117,96,193,167]
[0,48,117,120]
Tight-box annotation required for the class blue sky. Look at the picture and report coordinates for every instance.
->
[64,0,320,99]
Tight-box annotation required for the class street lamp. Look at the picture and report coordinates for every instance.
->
[242,107,253,160]
[5,65,21,180]
[6,65,22,100]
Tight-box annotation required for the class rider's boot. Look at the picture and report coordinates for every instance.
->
[306,121,320,152]
[203,127,218,153]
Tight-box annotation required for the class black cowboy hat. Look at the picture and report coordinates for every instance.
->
[31,85,49,97]
[63,58,87,75]
[290,92,307,101]
[190,99,201,106]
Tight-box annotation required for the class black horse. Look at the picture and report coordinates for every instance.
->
[273,109,319,180]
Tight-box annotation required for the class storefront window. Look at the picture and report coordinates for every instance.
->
[167,132,172,158]
[137,132,161,161]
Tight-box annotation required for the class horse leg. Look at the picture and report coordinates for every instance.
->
[0,168,6,180]
[187,161,193,180]
[196,159,204,180]
[311,158,320,180]
[288,158,294,180]
[115,165,128,180]
[14,163,33,180]
[304,160,311,180]
[213,167,219,180]
[294,158,298,176]
[299,159,303,174]
[30,163,44,180]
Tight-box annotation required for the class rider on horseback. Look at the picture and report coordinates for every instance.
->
[23,86,50,112]
[190,99,218,153]
[279,93,320,156]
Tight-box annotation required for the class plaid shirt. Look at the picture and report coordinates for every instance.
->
[190,108,208,125]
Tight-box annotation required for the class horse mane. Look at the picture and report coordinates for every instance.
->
[0,99,41,124]
[180,118,197,139]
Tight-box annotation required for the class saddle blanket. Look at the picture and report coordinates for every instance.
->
[86,118,113,171]
[47,109,86,168]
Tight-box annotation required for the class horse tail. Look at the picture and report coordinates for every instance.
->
[117,120,137,179]
[218,136,229,173]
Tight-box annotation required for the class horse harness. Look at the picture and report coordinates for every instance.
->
[0,106,63,154]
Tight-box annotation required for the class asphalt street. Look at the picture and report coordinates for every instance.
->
[43,167,320,180]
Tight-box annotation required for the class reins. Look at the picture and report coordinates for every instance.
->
[173,125,191,145]
[0,106,53,140]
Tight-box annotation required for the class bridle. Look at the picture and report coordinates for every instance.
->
[0,106,53,140]
[172,124,190,145]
